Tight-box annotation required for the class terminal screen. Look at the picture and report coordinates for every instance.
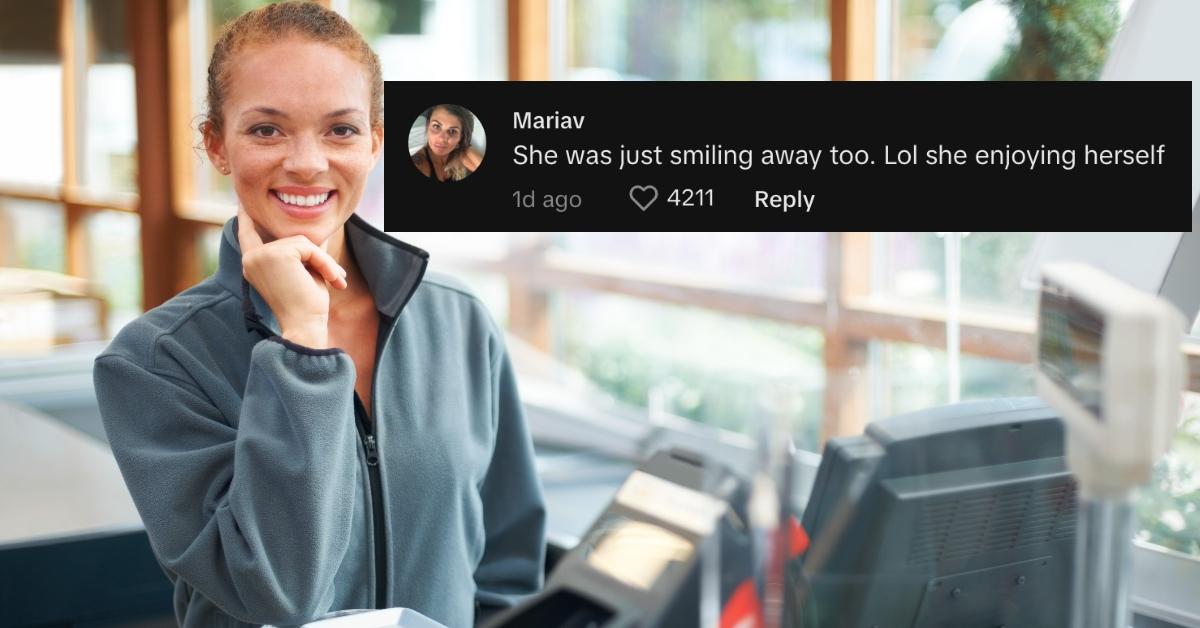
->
[583,516,695,591]
[1038,285,1105,421]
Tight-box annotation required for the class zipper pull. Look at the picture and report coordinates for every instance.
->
[363,434,379,466]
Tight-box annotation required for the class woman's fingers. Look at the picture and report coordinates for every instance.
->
[287,236,349,290]
[236,212,347,290]
[237,205,264,254]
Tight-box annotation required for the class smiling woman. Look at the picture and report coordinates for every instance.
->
[91,3,546,628]
[200,4,382,249]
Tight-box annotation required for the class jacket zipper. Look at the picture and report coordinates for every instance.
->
[356,310,404,610]
[354,394,387,609]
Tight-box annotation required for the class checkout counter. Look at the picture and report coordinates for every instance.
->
[0,349,1192,628]
[0,392,1193,627]
[3,390,1186,628]
[0,400,174,626]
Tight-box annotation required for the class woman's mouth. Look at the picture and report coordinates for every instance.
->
[271,189,336,219]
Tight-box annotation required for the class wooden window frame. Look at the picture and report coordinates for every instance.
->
[0,1,141,275]
[9,1,1198,425]
[0,0,873,307]
[831,0,876,80]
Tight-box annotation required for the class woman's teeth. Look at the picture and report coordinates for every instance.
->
[276,191,331,207]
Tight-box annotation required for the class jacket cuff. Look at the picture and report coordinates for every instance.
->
[266,335,345,356]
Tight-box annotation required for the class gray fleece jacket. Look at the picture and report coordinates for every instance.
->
[93,215,545,628]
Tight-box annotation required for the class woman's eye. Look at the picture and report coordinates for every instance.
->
[250,125,279,138]
[331,125,359,138]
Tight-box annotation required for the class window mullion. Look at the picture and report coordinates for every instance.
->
[167,0,194,210]
[59,0,88,279]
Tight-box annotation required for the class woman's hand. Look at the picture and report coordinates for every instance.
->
[237,206,348,348]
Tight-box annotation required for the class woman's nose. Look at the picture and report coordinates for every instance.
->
[283,136,328,179]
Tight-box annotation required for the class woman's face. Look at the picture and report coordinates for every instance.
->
[206,37,382,247]
[425,108,464,157]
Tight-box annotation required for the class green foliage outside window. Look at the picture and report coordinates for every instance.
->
[1137,399,1200,556]
[990,0,1120,80]
[557,296,826,452]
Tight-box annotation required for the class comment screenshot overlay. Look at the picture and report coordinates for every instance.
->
[384,82,1189,230]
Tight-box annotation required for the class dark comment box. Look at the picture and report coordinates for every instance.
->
[383,82,1190,231]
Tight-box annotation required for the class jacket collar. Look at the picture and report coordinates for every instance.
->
[216,213,430,336]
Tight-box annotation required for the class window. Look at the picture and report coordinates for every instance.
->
[566,0,829,80]
[84,210,142,331]
[1138,395,1200,556]
[0,0,140,348]
[555,291,826,450]
[869,340,1035,418]
[80,0,137,193]
[342,0,507,80]
[872,232,1036,313]
[0,1,64,187]
[197,224,225,278]
[0,198,66,273]
[556,232,825,294]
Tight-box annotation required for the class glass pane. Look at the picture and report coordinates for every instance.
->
[870,340,1034,419]
[874,232,1036,314]
[402,231,516,262]
[80,0,137,192]
[197,223,224,278]
[960,232,1037,314]
[1136,392,1200,557]
[450,270,509,329]
[554,233,825,294]
[399,232,512,324]
[359,146,385,228]
[568,0,828,80]
[347,0,506,80]
[84,210,142,333]
[554,292,826,452]
[875,232,944,303]
[0,1,63,186]
[887,0,1132,80]
[0,198,66,272]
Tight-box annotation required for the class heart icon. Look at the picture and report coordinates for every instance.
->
[629,185,659,211]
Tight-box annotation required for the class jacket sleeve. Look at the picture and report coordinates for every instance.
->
[473,334,547,617]
[93,337,359,626]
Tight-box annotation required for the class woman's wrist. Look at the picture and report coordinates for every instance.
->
[281,325,328,349]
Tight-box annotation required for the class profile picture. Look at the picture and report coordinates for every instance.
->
[409,104,486,182]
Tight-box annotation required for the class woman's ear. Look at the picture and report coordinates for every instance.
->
[371,125,385,169]
[202,121,230,174]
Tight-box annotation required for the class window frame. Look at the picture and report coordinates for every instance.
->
[0,0,140,279]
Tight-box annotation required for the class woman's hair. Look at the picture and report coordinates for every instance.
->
[419,104,475,181]
[201,1,383,139]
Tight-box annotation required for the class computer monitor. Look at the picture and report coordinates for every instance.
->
[792,397,1076,628]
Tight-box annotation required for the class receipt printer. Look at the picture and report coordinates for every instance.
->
[483,448,753,628]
